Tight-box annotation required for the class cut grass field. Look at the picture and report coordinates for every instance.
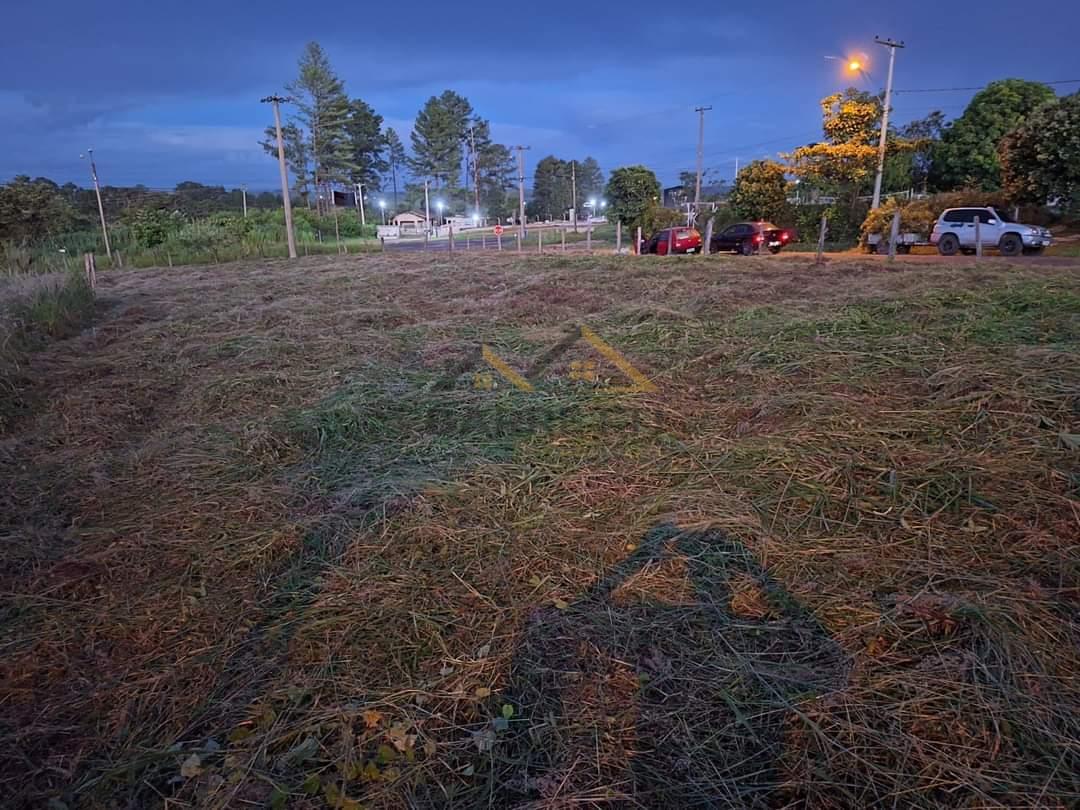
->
[1,252,1078,809]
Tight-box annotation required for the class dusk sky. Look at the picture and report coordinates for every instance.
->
[5,0,1079,193]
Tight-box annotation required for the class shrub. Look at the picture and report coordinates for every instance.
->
[860,198,938,246]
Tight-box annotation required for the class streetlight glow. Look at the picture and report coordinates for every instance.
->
[848,60,862,72]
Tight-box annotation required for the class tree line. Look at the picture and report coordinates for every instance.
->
[716,79,1080,241]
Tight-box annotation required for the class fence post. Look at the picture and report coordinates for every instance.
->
[83,253,97,289]
[516,232,521,254]
[667,229,674,256]
[538,230,543,254]
[587,226,592,254]
[636,226,642,255]
[498,233,502,251]
[616,221,622,253]
[448,223,454,253]
[380,237,385,252]
[167,252,173,268]
[482,234,486,250]
[424,231,429,252]
[975,216,982,262]
[561,228,566,252]
[703,219,713,255]
[815,214,827,265]
[888,210,900,263]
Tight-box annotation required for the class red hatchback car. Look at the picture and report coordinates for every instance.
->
[641,227,702,255]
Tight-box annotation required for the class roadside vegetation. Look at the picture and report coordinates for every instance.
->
[2,252,1077,808]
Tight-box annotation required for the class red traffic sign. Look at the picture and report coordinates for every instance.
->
[493,224,504,236]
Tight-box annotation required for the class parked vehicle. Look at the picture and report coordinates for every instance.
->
[930,207,1053,257]
[710,222,793,255]
[641,227,702,255]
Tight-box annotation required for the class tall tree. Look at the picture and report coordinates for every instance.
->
[895,111,946,193]
[930,79,1055,191]
[785,89,880,203]
[344,99,387,192]
[384,128,407,210]
[576,157,604,204]
[531,156,572,220]
[728,160,790,222]
[260,42,352,214]
[409,91,474,189]
[605,165,661,232]
[1000,91,1080,213]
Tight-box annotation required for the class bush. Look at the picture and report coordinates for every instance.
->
[860,198,938,246]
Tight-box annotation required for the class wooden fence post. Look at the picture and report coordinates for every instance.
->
[83,253,97,289]
[616,221,622,253]
[587,226,592,254]
[498,233,502,251]
[516,232,521,253]
[975,216,982,262]
[703,219,713,255]
[636,226,642,255]
[815,214,827,265]
[667,229,674,256]
[561,228,566,252]
[888,210,900,263]
[448,223,454,253]
[538,230,543,253]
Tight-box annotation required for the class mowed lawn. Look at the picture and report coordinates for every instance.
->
[2,252,1078,809]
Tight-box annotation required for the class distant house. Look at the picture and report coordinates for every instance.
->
[393,211,427,233]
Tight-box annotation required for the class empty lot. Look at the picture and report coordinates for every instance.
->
[2,252,1078,808]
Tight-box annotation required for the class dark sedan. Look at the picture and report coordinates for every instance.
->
[711,222,794,255]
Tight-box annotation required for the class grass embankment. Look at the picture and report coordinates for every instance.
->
[1,253,1077,808]
[0,270,95,430]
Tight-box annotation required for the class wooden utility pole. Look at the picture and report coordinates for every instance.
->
[693,106,712,225]
[81,148,112,260]
[571,160,578,233]
[241,184,248,218]
[515,145,530,239]
[261,95,298,259]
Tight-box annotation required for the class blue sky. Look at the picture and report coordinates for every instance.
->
[4,0,1079,192]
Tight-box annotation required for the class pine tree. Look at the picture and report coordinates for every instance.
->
[409,91,474,189]
[531,156,572,220]
[345,99,387,192]
[384,128,407,211]
[576,157,605,204]
[260,122,312,204]
[287,41,351,213]
[468,119,514,217]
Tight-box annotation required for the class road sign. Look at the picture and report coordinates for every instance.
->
[493,224,504,236]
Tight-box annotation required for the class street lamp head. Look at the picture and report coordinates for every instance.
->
[848,60,862,72]
[588,198,597,207]
[600,200,607,209]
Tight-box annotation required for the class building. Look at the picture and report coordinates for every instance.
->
[392,211,427,233]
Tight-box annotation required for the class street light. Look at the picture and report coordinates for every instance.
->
[436,200,445,224]
[825,54,873,88]
[378,199,387,225]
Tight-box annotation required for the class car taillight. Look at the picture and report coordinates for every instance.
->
[781,231,789,242]
[754,234,764,244]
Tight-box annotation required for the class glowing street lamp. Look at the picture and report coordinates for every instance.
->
[378,199,387,225]
[436,200,445,224]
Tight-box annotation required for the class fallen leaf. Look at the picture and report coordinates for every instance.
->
[474,686,491,699]
[180,753,203,779]
[501,703,514,719]
[387,722,416,752]
[362,761,380,781]
[553,598,569,610]
[362,709,382,729]
[375,744,397,765]
[422,739,437,757]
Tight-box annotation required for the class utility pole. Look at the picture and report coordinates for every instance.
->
[241,184,248,218]
[693,106,712,225]
[469,126,481,219]
[515,145,530,239]
[354,183,366,226]
[80,148,112,260]
[734,157,739,180]
[571,160,578,233]
[871,36,905,210]
[424,180,431,234]
[261,95,297,259]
